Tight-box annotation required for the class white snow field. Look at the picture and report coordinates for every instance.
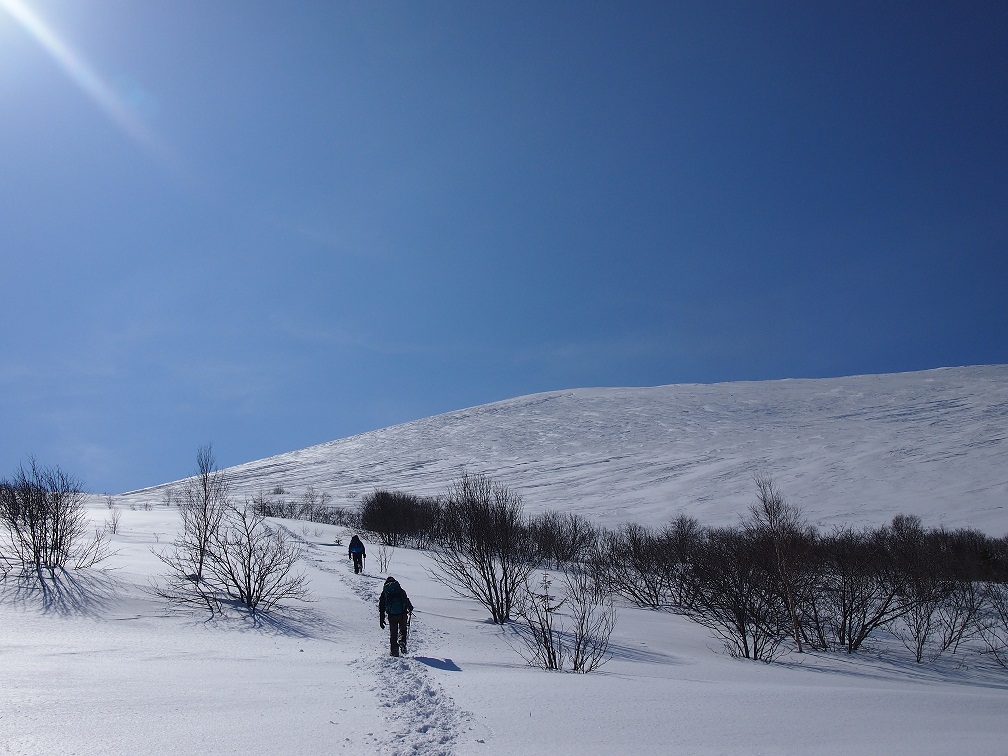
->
[128,364,1007,533]
[3,365,1008,755]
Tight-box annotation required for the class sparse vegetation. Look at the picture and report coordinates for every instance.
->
[153,446,309,613]
[0,459,109,571]
[429,473,538,624]
[147,460,1007,669]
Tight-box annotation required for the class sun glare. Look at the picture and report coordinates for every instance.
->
[0,0,162,152]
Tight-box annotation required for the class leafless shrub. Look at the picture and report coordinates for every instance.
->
[511,565,616,673]
[979,582,1008,666]
[153,447,309,613]
[513,572,566,670]
[429,473,537,624]
[359,489,442,548]
[179,444,229,586]
[886,515,953,662]
[153,445,234,611]
[204,502,309,612]
[744,476,817,653]
[602,522,675,609]
[74,526,113,569]
[658,514,704,610]
[565,562,617,672]
[106,508,122,535]
[528,510,598,570]
[251,489,359,529]
[686,526,789,662]
[377,541,394,572]
[0,460,109,570]
[817,525,909,653]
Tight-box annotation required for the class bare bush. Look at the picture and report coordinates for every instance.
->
[602,519,699,611]
[818,525,909,653]
[565,562,617,672]
[154,447,306,612]
[886,515,953,662]
[429,473,537,624]
[512,564,616,673]
[359,489,442,548]
[204,502,309,612]
[377,541,394,573]
[686,526,789,662]
[154,446,309,613]
[252,490,360,529]
[528,510,598,570]
[979,581,1008,666]
[106,508,122,535]
[179,444,229,585]
[0,460,108,570]
[602,523,669,609]
[657,514,704,610]
[513,572,566,670]
[744,476,816,653]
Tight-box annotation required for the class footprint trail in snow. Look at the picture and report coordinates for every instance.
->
[286,528,471,755]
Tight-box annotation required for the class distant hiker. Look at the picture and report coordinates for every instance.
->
[379,576,414,657]
[348,535,366,574]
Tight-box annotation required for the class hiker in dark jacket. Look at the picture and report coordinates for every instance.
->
[378,576,414,657]
[348,535,366,574]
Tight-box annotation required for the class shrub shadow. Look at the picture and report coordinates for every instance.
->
[0,567,120,617]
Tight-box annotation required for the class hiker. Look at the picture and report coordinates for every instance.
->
[348,534,366,574]
[378,576,414,657]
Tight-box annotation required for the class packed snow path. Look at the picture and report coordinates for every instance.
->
[288,527,471,755]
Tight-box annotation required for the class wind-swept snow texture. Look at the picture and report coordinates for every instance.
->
[125,365,1008,534]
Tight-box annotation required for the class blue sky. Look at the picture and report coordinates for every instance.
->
[1,0,1005,494]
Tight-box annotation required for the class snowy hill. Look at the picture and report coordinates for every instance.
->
[7,365,1008,755]
[123,365,1008,535]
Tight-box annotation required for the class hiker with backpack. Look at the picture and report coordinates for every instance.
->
[348,534,366,574]
[379,576,414,657]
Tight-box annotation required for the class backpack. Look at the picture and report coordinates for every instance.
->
[384,580,406,615]
[349,537,364,554]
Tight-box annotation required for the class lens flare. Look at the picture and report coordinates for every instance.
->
[0,0,162,153]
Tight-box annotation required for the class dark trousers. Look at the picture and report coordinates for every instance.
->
[352,553,363,573]
[388,612,408,656]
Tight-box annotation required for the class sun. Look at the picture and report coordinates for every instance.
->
[0,0,161,152]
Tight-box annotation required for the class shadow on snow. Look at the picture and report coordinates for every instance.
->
[0,566,120,617]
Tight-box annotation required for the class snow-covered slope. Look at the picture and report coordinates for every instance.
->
[9,365,1008,755]
[123,365,1008,534]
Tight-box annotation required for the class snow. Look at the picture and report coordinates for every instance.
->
[3,510,1007,755]
[3,366,1008,754]
[124,364,1008,535]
